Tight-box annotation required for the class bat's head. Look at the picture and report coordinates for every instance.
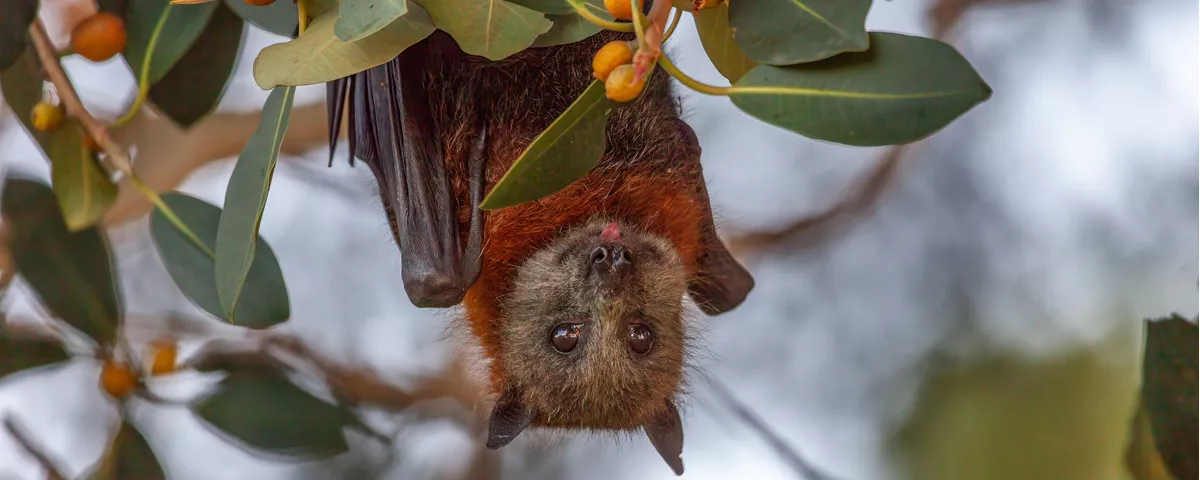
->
[488,219,689,474]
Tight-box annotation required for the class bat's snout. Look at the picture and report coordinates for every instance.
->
[589,244,634,280]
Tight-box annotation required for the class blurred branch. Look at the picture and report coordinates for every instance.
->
[928,0,1045,40]
[4,416,68,480]
[725,146,907,259]
[706,379,842,480]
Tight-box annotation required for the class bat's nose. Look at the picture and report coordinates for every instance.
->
[590,245,634,278]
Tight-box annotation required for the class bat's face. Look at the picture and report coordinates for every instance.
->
[499,219,688,430]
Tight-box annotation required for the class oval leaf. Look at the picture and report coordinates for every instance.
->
[0,329,70,380]
[0,0,38,71]
[416,0,552,61]
[1,179,121,345]
[334,0,409,43]
[729,32,992,147]
[253,9,435,89]
[149,2,245,128]
[224,0,297,37]
[1142,315,1198,480]
[93,421,166,480]
[1,46,51,152]
[50,122,118,231]
[195,365,350,458]
[728,0,871,66]
[151,193,289,328]
[214,86,294,323]
[125,0,220,86]
[694,2,756,83]
[481,80,612,210]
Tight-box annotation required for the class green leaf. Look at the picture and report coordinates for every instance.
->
[530,0,611,47]
[149,2,245,128]
[416,0,552,61]
[1,45,51,152]
[506,0,575,15]
[1,179,120,345]
[49,122,118,231]
[728,0,871,66]
[481,80,612,210]
[0,329,69,380]
[93,421,166,480]
[214,86,293,322]
[252,9,435,89]
[694,2,756,83]
[150,193,289,328]
[1142,315,1197,480]
[124,0,220,87]
[728,32,991,147]
[334,0,409,42]
[224,0,297,38]
[195,365,350,458]
[0,0,38,71]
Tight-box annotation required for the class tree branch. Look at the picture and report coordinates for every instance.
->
[706,379,842,480]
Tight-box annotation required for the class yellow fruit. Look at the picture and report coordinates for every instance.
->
[149,340,177,376]
[605,0,633,21]
[244,0,276,6]
[604,65,645,103]
[100,359,138,399]
[30,102,64,131]
[693,0,723,10]
[593,41,635,82]
[71,13,127,63]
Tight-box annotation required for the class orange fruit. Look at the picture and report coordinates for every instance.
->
[593,41,635,82]
[604,0,633,21]
[71,13,127,63]
[100,359,138,399]
[30,102,64,131]
[604,64,645,103]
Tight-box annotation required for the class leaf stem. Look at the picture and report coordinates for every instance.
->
[112,4,175,127]
[569,0,633,32]
[298,0,310,33]
[662,7,682,42]
[27,20,212,257]
[656,53,731,96]
[630,0,648,52]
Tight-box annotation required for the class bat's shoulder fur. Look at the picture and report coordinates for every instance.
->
[421,31,710,391]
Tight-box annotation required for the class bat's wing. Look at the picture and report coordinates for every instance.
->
[676,119,755,315]
[330,39,485,308]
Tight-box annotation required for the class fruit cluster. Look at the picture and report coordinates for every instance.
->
[594,0,724,102]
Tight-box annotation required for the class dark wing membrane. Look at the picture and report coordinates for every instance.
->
[342,40,485,308]
[675,119,755,315]
[325,76,350,167]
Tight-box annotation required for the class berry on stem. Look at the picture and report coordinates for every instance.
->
[605,64,645,102]
[605,0,634,21]
[31,102,64,131]
[100,358,138,399]
[70,13,127,63]
[593,41,635,82]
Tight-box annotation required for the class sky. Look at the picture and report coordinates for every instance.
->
[0,0,1195,479]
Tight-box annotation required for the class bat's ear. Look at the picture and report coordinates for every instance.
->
[486,388,537,449]
[674,119,755,316]
[644,401,685,476]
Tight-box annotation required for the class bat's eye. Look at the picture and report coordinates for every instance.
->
[628,324,654,354]
[550,323,583,354]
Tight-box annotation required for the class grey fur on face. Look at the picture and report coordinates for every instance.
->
[498,218,689,429]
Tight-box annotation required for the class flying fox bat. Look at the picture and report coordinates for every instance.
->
[327,28,754,476]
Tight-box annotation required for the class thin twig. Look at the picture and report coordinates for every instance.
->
[27,20,131,176]
[706,379,843,480]
[725,146,907,257]
[4,416,68,480]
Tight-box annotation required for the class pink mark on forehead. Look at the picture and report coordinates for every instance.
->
[601,222,621,242]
